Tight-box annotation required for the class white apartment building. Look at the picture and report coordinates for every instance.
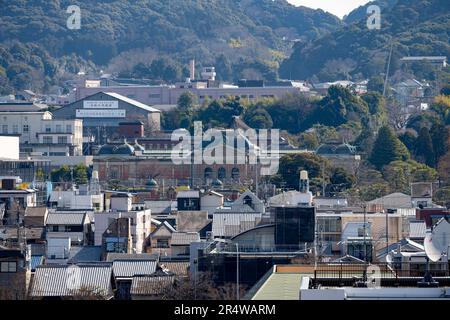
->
[0,111,83,156]
[94,210,152,254]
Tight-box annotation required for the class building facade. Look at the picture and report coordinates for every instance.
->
[0,111,83,156]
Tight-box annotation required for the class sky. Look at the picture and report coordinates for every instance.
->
[287,0,372,19]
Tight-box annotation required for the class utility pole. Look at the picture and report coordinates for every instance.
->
[236,243,240,300]
[363,204,368,283]
[383,40,394,98]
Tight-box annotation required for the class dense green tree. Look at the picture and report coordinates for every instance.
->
[369,126,410,170]
[277,153,329,193]
[329,167,356,193]
[303,85,369,129]
[414,127,435,167]
[196,97,245,128]
[383,160,438,193]
[177,92,197,113]
[243,105,273,129]
[73,164,89,185]
[438,150,450,184]
[430,123,449,166]
[215,55,233,81]
[50,165,71,182]
[297,132,320,150]
[358,183,390,202]
[399,130,417,153]
[434,187,450,208]
[367,76,385,95]
[441,84,450,96]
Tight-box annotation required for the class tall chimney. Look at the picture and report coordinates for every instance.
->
[190,59,195,80]
[299,170,309,193]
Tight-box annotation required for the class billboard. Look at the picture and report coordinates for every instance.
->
[83,100,118,109]
[76,109,126,118]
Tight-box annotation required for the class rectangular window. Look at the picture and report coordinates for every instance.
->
[12,125,18,134]
[43,136,53,144]
[45,125,51,133]
[66,124,72,133]
[157,239,169,248]
[23,125,29,133]
[2,125,8,134]
[55,124,62,132]
[57,136,68,144]
[0,262,17,273]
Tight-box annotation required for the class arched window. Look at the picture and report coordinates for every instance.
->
[231,168,240,180]
[204,167,213,180]
[218,167,226,180]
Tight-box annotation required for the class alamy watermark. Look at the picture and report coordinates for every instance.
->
[171,121,280,176]
[367,5,381,30]
[66,5,81,30]
[66,265,81,291]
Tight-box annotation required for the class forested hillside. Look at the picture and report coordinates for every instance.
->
[0,0,341,93]
[280,0,450,82]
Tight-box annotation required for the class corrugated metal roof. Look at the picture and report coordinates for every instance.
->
[177,190,200,198]
[171,232,200,245]
[112,260,157,278]
[212,213,261,238]
[409,221,427,239]
[46,212,87,225]
[130,275,174,296]
[103,92,161,113]
[30,264,113,297]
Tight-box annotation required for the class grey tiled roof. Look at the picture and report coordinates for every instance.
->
[159,262,189,277]
[112,260,157,278]
[106,253,158,262]
[171,232,200,245]
[130,275,174,296]
[46,212,87,225]
[30,264,113,297]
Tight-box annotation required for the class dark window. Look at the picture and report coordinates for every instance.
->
[204,167,213,180]
[243,195,253,207]
[218,167,226,180]
[157,239,169,248]
[232,168,240,180]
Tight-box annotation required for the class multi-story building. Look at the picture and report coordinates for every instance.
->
[94,193,152,254]
[73,79,311,106]
[0,111,83,156]
[52,92,161,145]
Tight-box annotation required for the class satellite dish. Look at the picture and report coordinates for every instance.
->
[424,231,442,262]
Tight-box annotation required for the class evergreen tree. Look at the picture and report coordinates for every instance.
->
[430,123,449,166]
[369,126,410,170]
[415,127,435,168]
